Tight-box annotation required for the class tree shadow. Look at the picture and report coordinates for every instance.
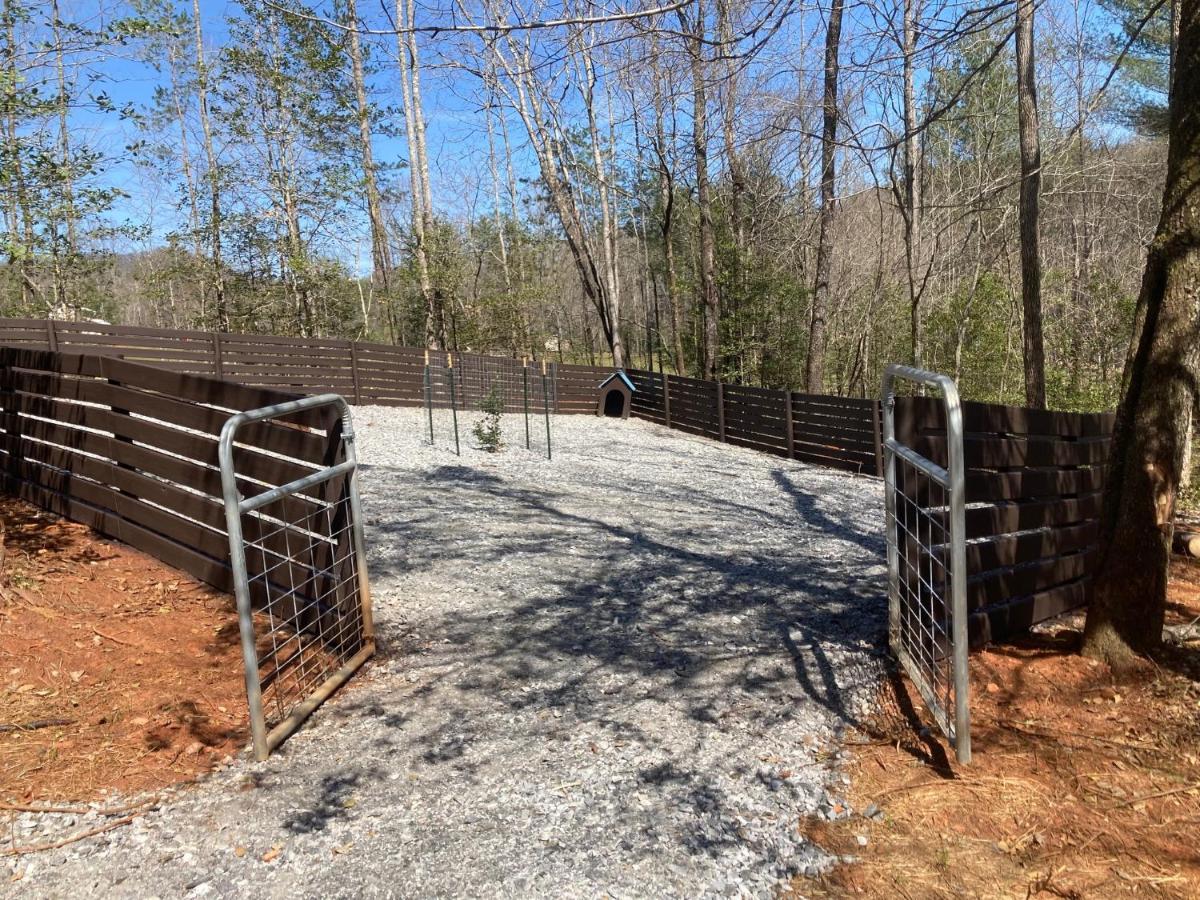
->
[341,443,893,866]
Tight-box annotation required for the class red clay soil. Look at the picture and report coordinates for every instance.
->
[0,496,248,803]
[797,557,1200,899]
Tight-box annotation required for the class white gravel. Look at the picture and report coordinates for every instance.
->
[7,409,888,899]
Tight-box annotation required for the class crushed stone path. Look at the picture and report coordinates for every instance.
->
[10,410,887,899]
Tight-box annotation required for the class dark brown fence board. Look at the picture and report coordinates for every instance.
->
[966,549,1096,610]
[0,319,610,415]
[967,579,1090,646]
[0,323,1117,650]
[0,346,353,605]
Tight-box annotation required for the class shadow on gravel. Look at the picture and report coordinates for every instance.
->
[363,451,886,745]
[338,432,892,871]
[283,765,386,834]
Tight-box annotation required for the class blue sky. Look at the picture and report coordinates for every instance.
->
[45,0,1137,271]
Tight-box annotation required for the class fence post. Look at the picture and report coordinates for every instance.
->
[522,357,531,450]
[784,389,794,459]
[663,372,672,428]
[872,399,883,476]
[46,319,58,352]
[349,341,362,404]
[423,350,434,444]
[716,380,726,442]
[212,332,224,378]
[447,352,460,456]
[542,359,552,460]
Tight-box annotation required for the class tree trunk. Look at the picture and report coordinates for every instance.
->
[805,0,844,393]
[1082,0,1200,666]
[192,0,228,331]
[484,84,517,350]
[395,0,440,348]
[2,0,35,308]
[579,40,624,367]
[49,0,76,317]
[718,0,746,371]
[902,0,923,368]
[1015,0,1046,408]
[346,0,392,300]
[683,0,720,380]
[652,75,686,374]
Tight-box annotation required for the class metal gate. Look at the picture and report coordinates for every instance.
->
[881,365,971,764]
[219,394,374,760]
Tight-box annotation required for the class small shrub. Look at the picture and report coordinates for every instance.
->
[473,386,504,452]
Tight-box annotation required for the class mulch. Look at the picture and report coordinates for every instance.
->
[0,496,249,802]
[796,557,1200,899]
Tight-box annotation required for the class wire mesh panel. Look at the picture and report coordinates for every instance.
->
[220,394,374,760]
[422,353,462,454]
[882,365,971,764]
[422,352,553,459]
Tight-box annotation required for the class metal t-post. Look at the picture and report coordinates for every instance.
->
[541,360,552,460]
[523,358,532,450]
[423,350,434,445]
[448,353,461,456]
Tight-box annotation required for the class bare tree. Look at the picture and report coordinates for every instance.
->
[395,0,443,347]
[805,0,844,392]
[1015,0,1046,407]
[681,0,720,379]
[2,0,36,307]
[900,0,924,368]
[650,60,686,374]
[470,0,626,365]
[346,0,393,314]
[192,0,228,330]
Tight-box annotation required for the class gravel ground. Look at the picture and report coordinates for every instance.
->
[8,409,887,899]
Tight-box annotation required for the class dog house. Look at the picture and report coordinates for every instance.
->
[597,371,635,419]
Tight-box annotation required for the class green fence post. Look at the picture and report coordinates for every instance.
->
[448,352,460,456]
[523,357,531,450]
[541,360,552,461]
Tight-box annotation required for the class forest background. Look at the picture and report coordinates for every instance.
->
[0,0,1178,412]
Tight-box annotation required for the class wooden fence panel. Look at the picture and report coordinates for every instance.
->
[0,318,613,414]
[0,320,1117,648]
[624,369,879,472]
[0,348,344,602]
[895,395,1113,645]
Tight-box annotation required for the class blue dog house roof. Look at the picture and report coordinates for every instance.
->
[598,371,636,392]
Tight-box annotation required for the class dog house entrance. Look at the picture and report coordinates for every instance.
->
[603,389,625,417]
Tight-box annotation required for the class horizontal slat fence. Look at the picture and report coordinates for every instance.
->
[0,318,617,412]
[626,368,880,474]
[626,367,1115,644]
[895,396,1114,645]
[0,347,348,609]
[0,318,1118,647]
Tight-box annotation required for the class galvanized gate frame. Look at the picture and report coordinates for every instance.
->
[219,394,375,760]
[882,365,971,764]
